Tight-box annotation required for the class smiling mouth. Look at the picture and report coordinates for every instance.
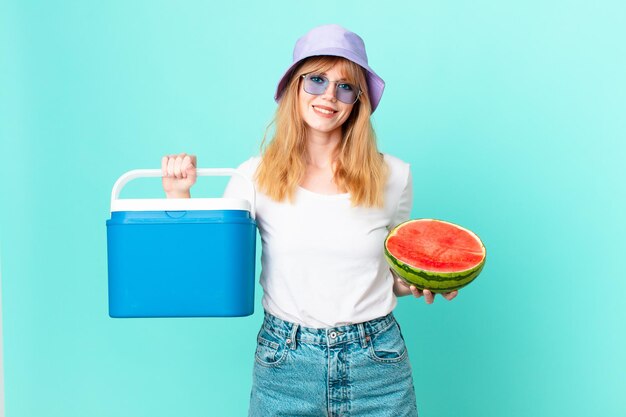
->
[312,106,337,115]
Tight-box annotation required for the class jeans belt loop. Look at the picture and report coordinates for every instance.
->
[288,323,299,350]
[357,323,368,349]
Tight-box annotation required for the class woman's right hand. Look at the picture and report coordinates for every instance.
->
[161,153,197,198]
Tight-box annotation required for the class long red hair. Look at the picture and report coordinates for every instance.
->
[256,56,387,208]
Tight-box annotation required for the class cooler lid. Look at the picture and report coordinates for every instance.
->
[111,197,251,212]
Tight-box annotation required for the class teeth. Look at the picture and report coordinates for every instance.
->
[314,106,335,115]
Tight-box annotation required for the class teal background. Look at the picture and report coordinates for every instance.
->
[1,1,625,416]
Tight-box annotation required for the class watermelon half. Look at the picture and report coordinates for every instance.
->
[384,219,486,293]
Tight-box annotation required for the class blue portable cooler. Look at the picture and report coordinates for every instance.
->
[106,168,256,318]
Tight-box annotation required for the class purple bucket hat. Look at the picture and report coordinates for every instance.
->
[274,24,385,113]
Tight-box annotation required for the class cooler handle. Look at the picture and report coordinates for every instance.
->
[110,168,256,219]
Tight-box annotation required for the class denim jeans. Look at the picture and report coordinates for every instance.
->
[249,311,419,417]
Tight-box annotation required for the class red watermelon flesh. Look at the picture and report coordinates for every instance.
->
[387,219,485,273]
[386,220,485,273]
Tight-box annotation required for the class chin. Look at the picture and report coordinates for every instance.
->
[307,122,342,134]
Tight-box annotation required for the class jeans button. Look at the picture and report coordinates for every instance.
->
[329,331,337,339]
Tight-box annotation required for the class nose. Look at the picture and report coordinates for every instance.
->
[321,81,338,101]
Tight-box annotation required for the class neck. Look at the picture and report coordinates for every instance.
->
[305,127,342,168]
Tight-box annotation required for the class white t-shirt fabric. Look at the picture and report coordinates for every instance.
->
[224,153,413,328]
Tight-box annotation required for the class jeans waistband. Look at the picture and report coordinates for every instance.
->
[262,311,397,347]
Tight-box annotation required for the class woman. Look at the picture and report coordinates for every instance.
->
[162,24,457,417]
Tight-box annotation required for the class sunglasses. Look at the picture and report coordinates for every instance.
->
[301,73,362,104]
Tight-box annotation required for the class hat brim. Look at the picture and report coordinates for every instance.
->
[274,48,385,113]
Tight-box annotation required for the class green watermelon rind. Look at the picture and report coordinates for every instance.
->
[384,219,486,294]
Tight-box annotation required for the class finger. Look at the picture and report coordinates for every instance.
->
[174,155,184,178]
[177,152,187,176]
[410,285,422,298]
[181,156,188,179]
[442,290,458,301]
[424,289,434,304]
[181,155,195,179]
[167,157,175,177]
[188,155,197,180]
[161,156,168,177]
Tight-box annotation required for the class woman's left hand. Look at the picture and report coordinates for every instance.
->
[391,270,458,304]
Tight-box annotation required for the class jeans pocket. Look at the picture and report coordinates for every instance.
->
[368,321,408,364]
[254,327,288,368]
